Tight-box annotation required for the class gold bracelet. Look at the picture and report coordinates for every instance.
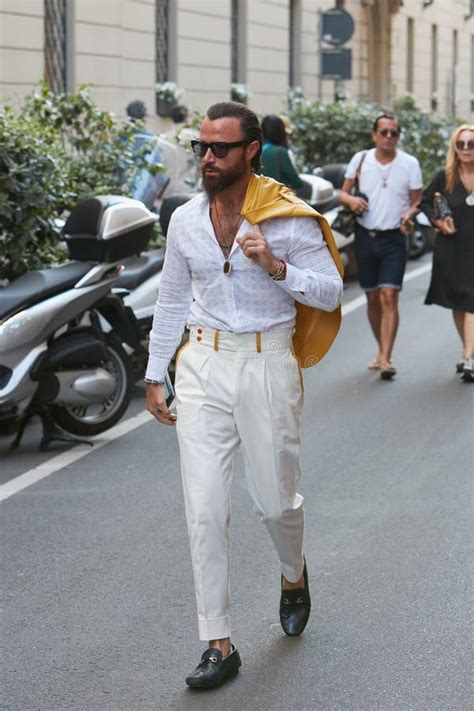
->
[270,259,286,281]
[269,261,283,278]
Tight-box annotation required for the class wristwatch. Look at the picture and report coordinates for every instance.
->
[144,378,164,385]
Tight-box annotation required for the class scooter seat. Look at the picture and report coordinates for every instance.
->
[312,194,341,213]
[0,261,94,322]
[116,249,166,290]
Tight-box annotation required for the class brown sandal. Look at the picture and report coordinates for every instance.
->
[379,362,396,380]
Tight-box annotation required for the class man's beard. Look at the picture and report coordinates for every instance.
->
[202,156,246,197]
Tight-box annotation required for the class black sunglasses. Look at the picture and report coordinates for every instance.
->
[455,140,474,150]
[191,140,248,158]
[378,129,400,138]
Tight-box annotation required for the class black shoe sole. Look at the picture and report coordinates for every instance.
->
[380,370,396,380]
[186,666,240,689]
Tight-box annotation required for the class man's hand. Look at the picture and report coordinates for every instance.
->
[236,224,280,274]
[340,179,368,215]
[400,212,415,236]
[146,383,176,426]
[433,216,456,236]
[348,195,368,215]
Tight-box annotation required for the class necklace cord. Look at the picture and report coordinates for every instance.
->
[211,202,244,257]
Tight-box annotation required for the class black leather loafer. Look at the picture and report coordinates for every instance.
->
[280,561,311,636]
[185,645,241,689]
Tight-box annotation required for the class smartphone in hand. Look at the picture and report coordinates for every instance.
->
[163,370,175,407]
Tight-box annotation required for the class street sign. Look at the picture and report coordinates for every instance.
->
[321,48,352,80]
[321,8,354,46]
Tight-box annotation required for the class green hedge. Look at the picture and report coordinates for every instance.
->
[0,83,144,282]
[288,97,460,182]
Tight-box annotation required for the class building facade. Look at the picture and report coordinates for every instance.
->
[1,0,473,122]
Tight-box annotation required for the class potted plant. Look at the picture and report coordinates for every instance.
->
[155,81,184,117]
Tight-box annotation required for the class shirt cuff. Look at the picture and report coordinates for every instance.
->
[145,355,170,383]
[275,262,307,293]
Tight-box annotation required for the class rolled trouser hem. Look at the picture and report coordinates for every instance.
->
[198,615,231,641]
[378,282,403,291]
[281,559,305,584]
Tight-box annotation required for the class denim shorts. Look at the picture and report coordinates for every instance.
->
[354,225,407,291]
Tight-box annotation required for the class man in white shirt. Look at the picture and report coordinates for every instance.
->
[145,102,342,688]
[339,114,423,379]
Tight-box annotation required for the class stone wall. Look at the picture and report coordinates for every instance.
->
[0,0,472,120]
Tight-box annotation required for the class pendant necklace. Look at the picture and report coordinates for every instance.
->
[375,158,395,188]
[211,202,243,275]
[462,175,474,205]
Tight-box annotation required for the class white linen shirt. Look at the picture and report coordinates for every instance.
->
[345,148,423,231]
[146,192,343,381]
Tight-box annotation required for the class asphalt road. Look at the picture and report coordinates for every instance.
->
[1,256,472,711]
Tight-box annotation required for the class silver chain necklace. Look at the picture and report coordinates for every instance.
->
[374,157,396,188]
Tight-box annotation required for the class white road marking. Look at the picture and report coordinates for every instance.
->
[0,260,432,502]
[342,294,367,316]
[0,411,151,502]
[342,262,431,316]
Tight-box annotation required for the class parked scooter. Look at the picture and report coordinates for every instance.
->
[407,210,434,259]
[297,171,355,273]
[0,196,156,450]
[118,193,193,336]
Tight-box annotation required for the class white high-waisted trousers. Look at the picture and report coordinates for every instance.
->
[175,326,305,641]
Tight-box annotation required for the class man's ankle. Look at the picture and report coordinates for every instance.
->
[282,573,305,590]
[209,638,231,656]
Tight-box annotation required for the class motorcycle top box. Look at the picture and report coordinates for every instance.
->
[63,195,156,262]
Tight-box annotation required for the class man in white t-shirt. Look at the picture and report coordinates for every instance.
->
[339,114,423,379]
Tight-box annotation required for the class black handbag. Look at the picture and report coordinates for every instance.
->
[433,191,452,220]
[341,151,368,233]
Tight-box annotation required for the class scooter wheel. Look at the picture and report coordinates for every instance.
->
[408,226,429,260]
[50,334,133,436]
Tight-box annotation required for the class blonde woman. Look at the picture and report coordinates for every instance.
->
[421,125,474,382]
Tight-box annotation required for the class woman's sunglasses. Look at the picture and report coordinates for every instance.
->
[455,140,474,150]
[191,140,248,158]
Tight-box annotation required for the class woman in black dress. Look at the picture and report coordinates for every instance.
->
[421,124,474,382]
